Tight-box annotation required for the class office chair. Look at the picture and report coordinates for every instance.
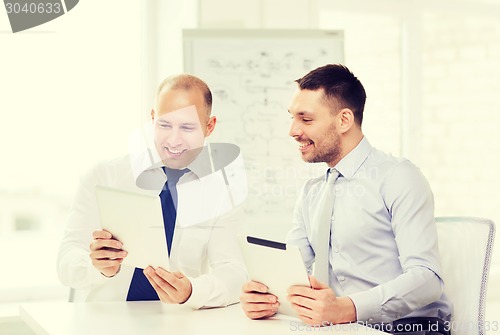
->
[436,216,496,335]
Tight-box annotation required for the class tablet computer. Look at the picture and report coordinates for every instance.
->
[95,185,170,270]
[238,235,310,317]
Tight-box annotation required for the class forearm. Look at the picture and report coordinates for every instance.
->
[184,262,248,309]
[348,266,443,323]
[182,207,249,309]
[57,241,104,288]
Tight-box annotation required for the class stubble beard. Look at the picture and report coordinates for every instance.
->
[304,126,342,165]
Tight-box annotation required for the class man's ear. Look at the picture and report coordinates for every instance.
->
[205,116,217,137]
[337,108,355,134]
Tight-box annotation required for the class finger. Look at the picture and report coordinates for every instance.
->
[91,257,123,269]
[240,292,277,304]
[242,300,279,313]
[290,300,321,325]
[242,281,269,293]
[145,268,176,293]
[90,249,127,260]
[89,238,123,252]
[245,308,278,320]
[155,268,178,281]
[143,269,175,303]
[288,285,315,298]
[309,275,329,290]
[92,230,113,239]
[288,294,315,310]
[155,268,183,289]
[297,313,318,326]
[172,271,185,279]
[143,267,165,285]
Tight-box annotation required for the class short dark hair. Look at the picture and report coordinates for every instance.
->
[295,64,366,126]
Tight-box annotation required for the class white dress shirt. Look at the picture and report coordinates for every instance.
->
[286,137,453,324]
[57,144,248,309]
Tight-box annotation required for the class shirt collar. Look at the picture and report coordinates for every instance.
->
[134,146,208,181]
[133,142,242,189]
[333,136,372,180]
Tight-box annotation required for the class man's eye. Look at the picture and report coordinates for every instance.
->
[158,123,171,129]
[181,126,195,132]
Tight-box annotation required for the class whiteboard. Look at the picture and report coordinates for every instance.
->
[183,29,344,238]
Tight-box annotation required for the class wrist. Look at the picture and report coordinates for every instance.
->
[101,265,121,278]
[179,281,193,304]
[337,296,357,323]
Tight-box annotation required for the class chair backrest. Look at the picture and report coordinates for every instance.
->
[436,216,496,335]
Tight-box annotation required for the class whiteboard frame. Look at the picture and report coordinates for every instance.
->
[181,29,344,238]
[183,29,344,73]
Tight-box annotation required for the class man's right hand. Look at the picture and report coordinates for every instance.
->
[89,230,127,277]
[240,281,280,319]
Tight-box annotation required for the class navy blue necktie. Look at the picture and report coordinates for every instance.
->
[126,167,188,301]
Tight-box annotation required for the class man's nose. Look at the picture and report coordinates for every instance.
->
[289,119,302,138]
[167,128,183,147]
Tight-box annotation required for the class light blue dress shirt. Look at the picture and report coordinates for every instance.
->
[286,137,452,324]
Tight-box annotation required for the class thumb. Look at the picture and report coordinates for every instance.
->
[309,275,330,290]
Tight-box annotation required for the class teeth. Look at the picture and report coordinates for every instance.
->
[299,141,312,149]
[165,147,184,154]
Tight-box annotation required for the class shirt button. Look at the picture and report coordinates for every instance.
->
[333,247,339,253]
[331,216,335,222]
[338,275,345,282]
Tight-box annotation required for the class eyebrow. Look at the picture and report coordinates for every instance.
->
[157,120,199,126]
[288,110,314,116]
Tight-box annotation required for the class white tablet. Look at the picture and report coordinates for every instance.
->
[95,185,170,270]
[238,235,310,317]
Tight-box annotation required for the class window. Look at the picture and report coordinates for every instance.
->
[0,0,142,308]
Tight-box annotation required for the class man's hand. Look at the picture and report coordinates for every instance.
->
[89,230,127,277]
[287,275,356,326]
[240,281,280,319]
[143,267,192,304]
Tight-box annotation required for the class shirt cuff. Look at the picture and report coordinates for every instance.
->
[87,258,111,283]
[348,288,383,323]
[182,276,209,309]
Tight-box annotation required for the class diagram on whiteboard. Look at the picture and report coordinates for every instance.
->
[184,31,344,230]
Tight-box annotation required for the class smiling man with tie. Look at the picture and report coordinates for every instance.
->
[240,64,452,333]
[57,74,248,308]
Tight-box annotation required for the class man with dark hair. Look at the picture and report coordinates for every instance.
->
[240,64,452,331]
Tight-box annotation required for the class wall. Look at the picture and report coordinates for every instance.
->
[197,0,500,301]
[1,0,498,321]
[0,0,143,313]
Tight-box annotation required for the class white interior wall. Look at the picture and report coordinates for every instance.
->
[1,0,498,315]
[197,0,500,301]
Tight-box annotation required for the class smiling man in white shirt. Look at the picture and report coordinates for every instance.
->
[240,64,452,332]
[57,74,248,308]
